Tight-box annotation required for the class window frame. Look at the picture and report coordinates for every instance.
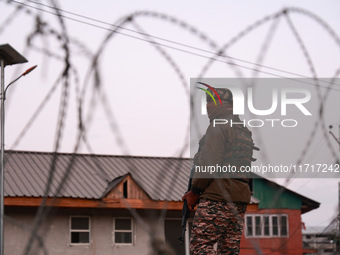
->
[280,215,288,237]
[69,216,91,245]
[272,215,279,237]
[263,215,270,237]
[245,214,289,238]
[113,217,134,245]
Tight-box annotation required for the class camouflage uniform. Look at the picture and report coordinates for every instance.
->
[190,199,247,254]
[189,86,257,255]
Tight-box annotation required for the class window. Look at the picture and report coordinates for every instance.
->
[113,218,133,244]
[263,216,270,236]
[245,214,289,238]
[255,216,262,236]
[123,180,128,198]
[280,215,288,236]
[272,216,279,236]
[70,216,91,244]
[246,216,253,237]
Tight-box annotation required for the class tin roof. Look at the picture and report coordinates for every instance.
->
[3,150,318,212]
[4,150,191,201]
[302,217,338,235]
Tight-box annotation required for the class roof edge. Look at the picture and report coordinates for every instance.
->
[5,149,191,161]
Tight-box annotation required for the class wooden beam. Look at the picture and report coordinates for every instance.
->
[5,197,259,212]
[4,197,184,210]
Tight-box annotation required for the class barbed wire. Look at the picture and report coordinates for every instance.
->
[4,0,340,90]
[0,0,339,254]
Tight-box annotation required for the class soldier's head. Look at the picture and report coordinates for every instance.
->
[206,87,233,108]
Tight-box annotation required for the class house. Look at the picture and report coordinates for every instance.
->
[3,150,319,255]
[302,220,339,254]
[241,178,320,255]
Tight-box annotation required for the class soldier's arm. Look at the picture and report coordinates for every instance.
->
[191,124,229,194]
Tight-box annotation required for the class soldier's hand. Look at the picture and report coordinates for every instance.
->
[182,191,200,211]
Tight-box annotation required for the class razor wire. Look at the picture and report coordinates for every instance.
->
[0,0,339,254]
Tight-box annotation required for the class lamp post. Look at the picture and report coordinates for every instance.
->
[0,44,28,255]
[329,124,340,254]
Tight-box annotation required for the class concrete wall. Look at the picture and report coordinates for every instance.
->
[4,207,167,255]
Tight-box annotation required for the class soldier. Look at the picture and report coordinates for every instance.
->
[182,85,258,254]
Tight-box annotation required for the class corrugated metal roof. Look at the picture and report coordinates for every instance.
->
[4,150,192,201]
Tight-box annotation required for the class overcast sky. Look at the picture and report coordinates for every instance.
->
[1,0,340,228]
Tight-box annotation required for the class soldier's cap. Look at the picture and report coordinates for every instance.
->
[210,87,233,103]
[196,82,233,104]
[208,88,233,104]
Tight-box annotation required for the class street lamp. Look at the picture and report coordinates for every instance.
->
[0,44,29,255]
